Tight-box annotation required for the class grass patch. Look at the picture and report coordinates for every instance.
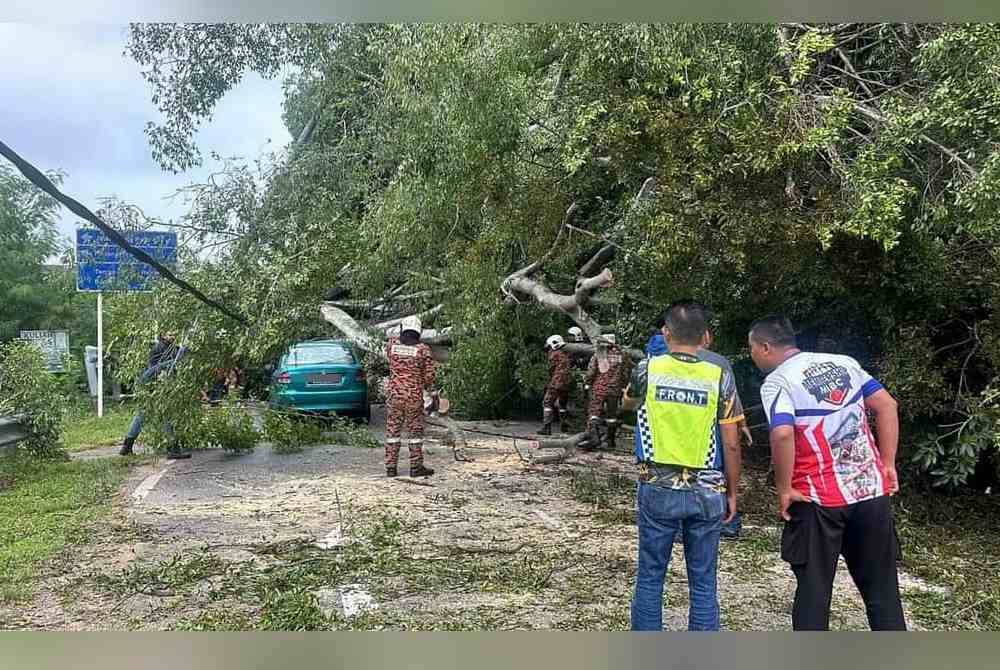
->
[0,455,134,603]
[892,485,1000,630]
[563,468,636,525]
[61,402,134,452]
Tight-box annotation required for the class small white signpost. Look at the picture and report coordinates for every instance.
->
[19,330,69,373]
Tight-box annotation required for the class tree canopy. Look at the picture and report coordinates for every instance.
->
[111,23,1000,487]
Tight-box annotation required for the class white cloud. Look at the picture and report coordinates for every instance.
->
[0,23,292,247]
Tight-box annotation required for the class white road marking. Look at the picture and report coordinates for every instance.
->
[132,463,173,503]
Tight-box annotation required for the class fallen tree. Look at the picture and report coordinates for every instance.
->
[319,302,469,460]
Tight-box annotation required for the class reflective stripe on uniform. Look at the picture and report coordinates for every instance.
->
[644,354,721,468]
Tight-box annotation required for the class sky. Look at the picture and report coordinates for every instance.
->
[0,23,293,252]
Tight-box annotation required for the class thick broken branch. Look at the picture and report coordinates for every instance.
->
[562,342,643,362]
[574,268,614,307]
[296,113,319,145]
[529,432,593,464]
[373,304,444,331]
[504,273,606,341]
[503,179,657,342]
[578,246,616,279]
[326,289,450,315]
[319,303,448,361]
[318,303,381,352]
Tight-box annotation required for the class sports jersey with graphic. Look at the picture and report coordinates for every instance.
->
[760,352,888,507]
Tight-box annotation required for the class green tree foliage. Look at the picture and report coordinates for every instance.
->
[0,341,67,458]
[0,164,64,341]
[119,23,1000,487]
[201,395,258,454]
[0,164,98,388]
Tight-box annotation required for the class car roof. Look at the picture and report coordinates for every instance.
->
[289,339,352,348]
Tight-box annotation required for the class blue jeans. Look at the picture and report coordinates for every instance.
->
[126,410,174,440]
[631,482,725,631]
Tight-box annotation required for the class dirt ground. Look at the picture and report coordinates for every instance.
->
[0,407,949,630]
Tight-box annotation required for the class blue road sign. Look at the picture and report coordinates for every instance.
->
[76,228,177,292]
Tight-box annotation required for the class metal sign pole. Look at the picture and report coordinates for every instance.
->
[97,292,103,418]
[77,227,178,420]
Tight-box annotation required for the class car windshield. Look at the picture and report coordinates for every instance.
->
[287,345,354,366]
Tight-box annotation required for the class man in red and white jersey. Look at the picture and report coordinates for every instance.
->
[749,315,906,631]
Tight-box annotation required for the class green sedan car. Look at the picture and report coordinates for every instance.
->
[268,339,370,422]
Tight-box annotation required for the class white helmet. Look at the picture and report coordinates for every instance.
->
[401,315,422,335]
[602,334,617,345]
[545,335,566,350]
[567,326,584,342]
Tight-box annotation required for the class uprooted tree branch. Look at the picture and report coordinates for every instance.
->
[319,178,659,465]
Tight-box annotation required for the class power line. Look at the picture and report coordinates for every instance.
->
[0,139,248,326]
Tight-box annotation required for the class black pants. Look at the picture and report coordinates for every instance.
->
[782,495,907,631]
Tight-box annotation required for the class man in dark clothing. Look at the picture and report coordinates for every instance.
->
[119,333,191,459]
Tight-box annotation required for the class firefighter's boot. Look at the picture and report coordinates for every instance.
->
[584,417,604,450]
[385,439,401,477]
[409,440,435,477]
[605,419,619,450]
[538,409,554,436]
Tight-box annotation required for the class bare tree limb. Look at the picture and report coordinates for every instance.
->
[814,95,979,178]
[373,304,444,331]
[578,247,616,279]
[319,303,382,352]
[562,342,644,362]
[502,178,657,342]
[834,47,875,98]
[296,112,319,145]
[529,432,593,464]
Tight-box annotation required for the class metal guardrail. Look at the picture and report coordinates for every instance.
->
[0,414,29,451]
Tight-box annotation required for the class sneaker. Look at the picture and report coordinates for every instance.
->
[721,512,742,540]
